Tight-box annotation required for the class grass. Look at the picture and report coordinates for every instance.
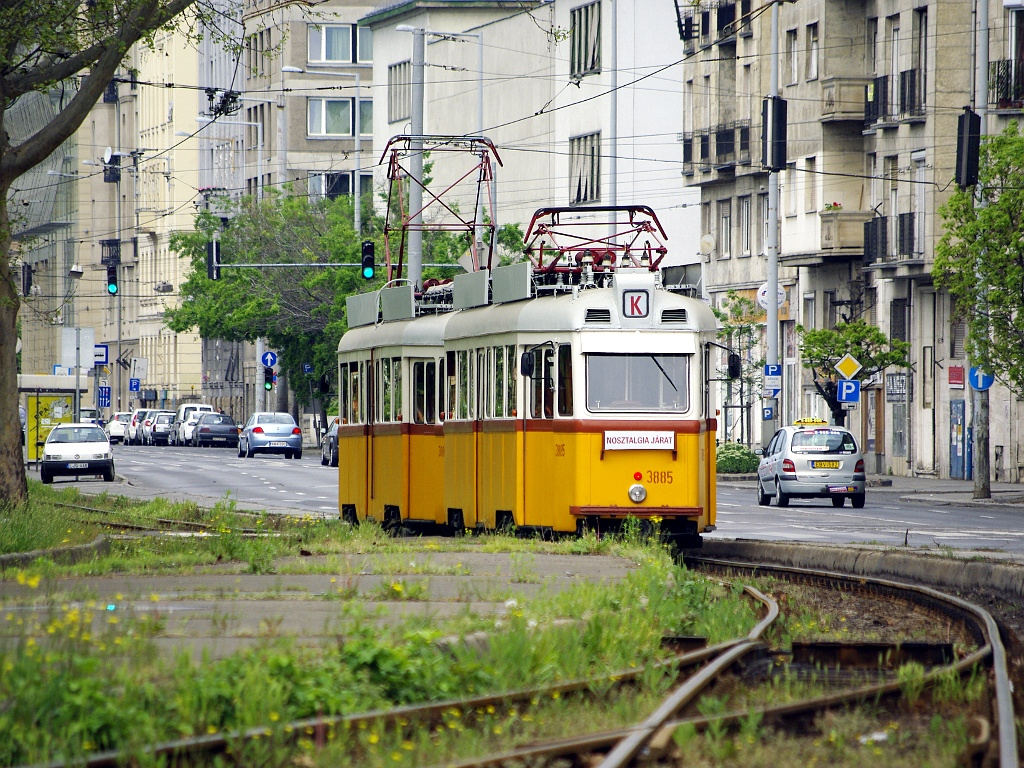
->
[0,482,764,766]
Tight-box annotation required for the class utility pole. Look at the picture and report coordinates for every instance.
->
[974,0,991,498]
[408,28,425,290]
[764,0,782,442]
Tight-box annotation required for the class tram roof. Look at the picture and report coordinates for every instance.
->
[337,311,452,354]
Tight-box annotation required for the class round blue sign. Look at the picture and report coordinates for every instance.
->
[261,351,278,368]
[968,367,995,391]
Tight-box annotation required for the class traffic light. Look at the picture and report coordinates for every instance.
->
[263,366,274,391]
[361,240,375,279]
[955,106,981,189]
[106,264,119,295]
[206,240,220,280]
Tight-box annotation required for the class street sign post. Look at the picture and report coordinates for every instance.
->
[261,351,278,368]
[968,367,994,391]
[98,386,111,408]
[763,363,782,399]
[94,344,109,366]
[835,353,862,380]
[129,378,140,393]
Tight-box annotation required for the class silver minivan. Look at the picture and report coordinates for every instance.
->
[757,419,866,508]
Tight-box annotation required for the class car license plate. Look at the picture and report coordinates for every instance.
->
[812,460,840,469]
[213,436,226,441]
[829,485,855,493]
[269,441,287,447]
[67,463,88,469]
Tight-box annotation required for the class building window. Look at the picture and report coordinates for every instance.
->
[570,1,602,79]
[358,99,373,135]
[738,196,751,256]
[309,172,373,200]
[388,61,411,123]
[806,23,819,80]
[786,29,798,84]
[805,156,817,212]
[718,200,732,259]
[308,24,353,63]
[307,98,352,136]
[786,162,797,216]
[357,26,373,63]
[867,18,879,74]
[758,193,769,255]
[569,132,600,204]
[803,293,816,330]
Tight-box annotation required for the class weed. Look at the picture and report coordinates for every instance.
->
[897,661,926,706]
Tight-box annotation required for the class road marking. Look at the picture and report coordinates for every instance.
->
[980,515,994,519]
[718,502,741,507]
[295,492,306,496]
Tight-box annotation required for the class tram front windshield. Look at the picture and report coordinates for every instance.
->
[586,354,689,412]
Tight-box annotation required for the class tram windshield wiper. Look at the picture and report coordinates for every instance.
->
[650,355,677,391]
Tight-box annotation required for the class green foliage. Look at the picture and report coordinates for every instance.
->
[936,121,1024,396]
[799,321,910,426]
[716,441,760,473]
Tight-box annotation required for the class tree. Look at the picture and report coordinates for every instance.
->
[166,191,368,410]
[935,121,1024,395]
[712,291,764,446]
[799,321,910,427]
[1,0,220,506]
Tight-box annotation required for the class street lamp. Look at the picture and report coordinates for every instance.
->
[196,116,264,198]
[282,66,365,236]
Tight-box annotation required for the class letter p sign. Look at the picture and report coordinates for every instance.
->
[837,379,861,403]
[622,290,650,318]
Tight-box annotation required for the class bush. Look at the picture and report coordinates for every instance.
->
[716,441,760,474]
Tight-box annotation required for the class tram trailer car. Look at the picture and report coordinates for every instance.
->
[337,264,723,548]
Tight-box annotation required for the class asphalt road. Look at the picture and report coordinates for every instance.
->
[28,444,1024,558]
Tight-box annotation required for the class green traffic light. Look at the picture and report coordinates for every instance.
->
[264,381,273,391]
[362,265,374,279]
[107,283,118,295]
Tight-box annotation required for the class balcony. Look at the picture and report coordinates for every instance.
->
[821,77,872,122]
[680,133,694,176]
[819,209,873,252]
[714,124,736,168]
[863,213,924,268]
[697,131,711,171]
[864,76,899,127]
[990,60,1024,110]
[898,70,925,122]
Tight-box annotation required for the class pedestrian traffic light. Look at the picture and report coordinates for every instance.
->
[361,240,375,279]
[106,264,119,295]
[206,240,220,280]
[263,366,274,391]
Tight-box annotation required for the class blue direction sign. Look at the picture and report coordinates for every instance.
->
[98,386,111,408]
[837,378,861,403]
[302,362,314,374]
[969,367,995,391]
[129,378,140,393]
[261,351,278,367]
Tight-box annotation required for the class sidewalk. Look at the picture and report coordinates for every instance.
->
[717,472,1024,507]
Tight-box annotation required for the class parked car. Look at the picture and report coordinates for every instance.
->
[756,418,866,508]
[39,423,115,484]
[106,412,132,444]
[170,403,214,446]
[149,412,175,445]
[126,409,152,445]
[238,412,303,459]
[79,407,103,427]
[320,417,339,467]
[142,410,174,445]
[192,412,239,447]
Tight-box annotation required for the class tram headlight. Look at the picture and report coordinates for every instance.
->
[628,483,647,503]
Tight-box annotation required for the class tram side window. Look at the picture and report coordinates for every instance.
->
[557,344,573,416]
[446,352,456,420]
[457,350,469,419]
[412,361,436,424]
[358,361,367,423]
[507,345,516,417]
[339,363,349,424]
[425,361,436,423]
[494,346,505,417]
[378,358,390,422]
[586,354,690,412]
[392,357,402,421]
[349,363,361,424]
[530,347,556,419]
[439,357,448,421]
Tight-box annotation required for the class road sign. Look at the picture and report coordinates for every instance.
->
[129,378,140,393]
[835,353,862,380]
[98,386,111,408]
[837,378,861,403]
[302,362,314,374]
[969,367,995,391]
[763,363,782,398]
[94,344,109,365]
[757,282,786,310]
[261,351,278,367]
[762,406,774,421]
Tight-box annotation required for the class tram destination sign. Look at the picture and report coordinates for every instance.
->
[603,431,675,450]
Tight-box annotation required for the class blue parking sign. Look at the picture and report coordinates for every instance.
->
[129,378,140,392]
[837,379,861,403]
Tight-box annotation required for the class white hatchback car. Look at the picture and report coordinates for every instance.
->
[757,419,866,508]
[106,412,132,443]
[40,423,115,484]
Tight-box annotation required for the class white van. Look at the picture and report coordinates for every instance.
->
[170,403,215,446]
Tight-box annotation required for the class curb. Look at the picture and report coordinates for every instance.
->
[694,539,1024,599]
[0,536,111,570]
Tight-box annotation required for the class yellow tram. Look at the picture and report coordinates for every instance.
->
[336,206,725,547]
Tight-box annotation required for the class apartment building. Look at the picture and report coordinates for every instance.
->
[361,0,701,266]
[678,0,1024,479]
